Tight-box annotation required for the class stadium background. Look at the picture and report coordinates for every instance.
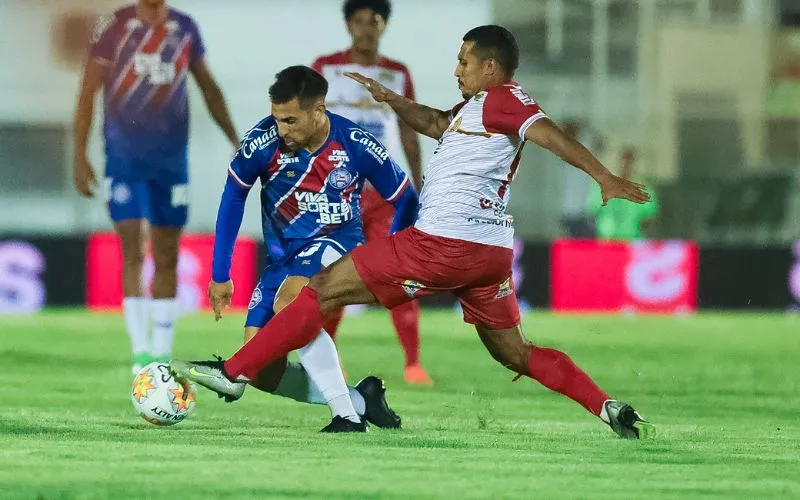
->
[2,0,800,314]
[2,1,800,498]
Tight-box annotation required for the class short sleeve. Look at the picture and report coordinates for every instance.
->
[401,65,415,100]
[482,85,547,139]
[188,19,206,64]
[88,13,119,65]
[311,57,324,74]
[350,129,410,202]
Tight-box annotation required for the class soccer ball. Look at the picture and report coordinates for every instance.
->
[131,362,195,426]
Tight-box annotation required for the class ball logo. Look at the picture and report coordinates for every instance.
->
[327,167,354,190]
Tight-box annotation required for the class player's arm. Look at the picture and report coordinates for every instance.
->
[525,119,650,206]
[345,72,450,140]
[73,58,107,197]
[210,143,263,320]
[191,60,239,149]
[397,68,424,188]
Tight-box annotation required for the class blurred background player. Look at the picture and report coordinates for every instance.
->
[588,146,660,241]
[204,66,416,431]
[311,0,431,385]
[73,0,239,374]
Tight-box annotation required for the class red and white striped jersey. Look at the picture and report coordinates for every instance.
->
[415,82,546,249]
[312,50,414,173]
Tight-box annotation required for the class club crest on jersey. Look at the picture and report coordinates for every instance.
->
[327,167,354,190]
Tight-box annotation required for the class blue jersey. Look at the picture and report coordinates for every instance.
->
[228,112,411,266]
[89,5,205,161]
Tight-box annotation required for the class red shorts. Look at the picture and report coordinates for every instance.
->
[351,226,520,329]
[360,186,394,242]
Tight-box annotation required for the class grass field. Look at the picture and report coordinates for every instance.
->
[1,309,799,499]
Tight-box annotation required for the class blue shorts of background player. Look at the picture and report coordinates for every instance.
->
[104,149,189,227]
[245,236,359,328]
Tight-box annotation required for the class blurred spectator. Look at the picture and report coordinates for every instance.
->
[560,121,598,238]
[587,147,659,241]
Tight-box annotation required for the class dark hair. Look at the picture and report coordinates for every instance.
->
[343,0,391,22]
[462,25,519,75]
[268,66,328,107]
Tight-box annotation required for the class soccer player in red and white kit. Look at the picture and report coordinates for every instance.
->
[173,26,656,438]
[311,0,431,385]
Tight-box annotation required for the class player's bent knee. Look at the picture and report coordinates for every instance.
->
[243,326,260,344]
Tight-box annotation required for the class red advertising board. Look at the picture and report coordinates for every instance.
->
[87,233,257,312]
[551,239,698,313]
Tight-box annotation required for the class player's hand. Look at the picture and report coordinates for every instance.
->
[344,72,396,103]
[598,173,651,206]
[74,157,97,198]
[208,279,234,321]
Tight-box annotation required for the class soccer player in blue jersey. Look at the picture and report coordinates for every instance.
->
[191,65,418,432]
[73,0,239,374]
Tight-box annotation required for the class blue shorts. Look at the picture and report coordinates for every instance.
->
[104,151,189,227]
[245,237,356,328]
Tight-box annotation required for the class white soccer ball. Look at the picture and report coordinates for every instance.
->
[131,362,195,426]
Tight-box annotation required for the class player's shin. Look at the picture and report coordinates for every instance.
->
[224,287,324,381]
[526,346,609,417]
[297,330,360,423]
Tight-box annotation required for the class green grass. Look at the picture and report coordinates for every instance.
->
[1,310,799,499]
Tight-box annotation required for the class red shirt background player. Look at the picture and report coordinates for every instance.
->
[311,0,431,385]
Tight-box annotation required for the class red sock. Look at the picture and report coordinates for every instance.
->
[225,287,324,380]
[390,300,420,367]
[527,347,609,416]
[323,309,344,342]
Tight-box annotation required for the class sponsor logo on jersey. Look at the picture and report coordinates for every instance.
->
[401,279,426,298]
[327,167,355,190]
[294,192,353,224]
[465,216,514,228]
[277,153,299,165]
[350,129,389,164]
[242,126,278,159]
[495,277,513,299]
[133,53,175,85]
[509,86,536,106]
[378,69,396,83]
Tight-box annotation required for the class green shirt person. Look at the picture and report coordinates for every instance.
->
[587,148,659,240]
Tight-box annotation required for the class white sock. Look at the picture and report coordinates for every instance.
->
[297,329,360,422]
[123,297,149,356]
[150,298,178,358]
[306,379,366,416]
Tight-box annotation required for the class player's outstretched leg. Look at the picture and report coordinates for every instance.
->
[169,356,246,402]
[476,325,655,439]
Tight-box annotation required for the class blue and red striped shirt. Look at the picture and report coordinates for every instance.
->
[212,112,412,280]
[90,5,204,160]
